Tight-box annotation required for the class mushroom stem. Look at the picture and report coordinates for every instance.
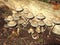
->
[49,24,55,35]
[21,16,28,28]
[17,27,20,35]
[36,26,41,33]
[41,26,44,33]
[48,27,52,36]
[52,24,55,30]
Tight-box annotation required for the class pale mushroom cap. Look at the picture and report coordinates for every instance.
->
[36,13,45,20]
[53,18,60,25]
[18,19,25,24]
[31,22,38,27]
[52,25,60,35]
[44,19,53,27]
[46,23,52,27]
[15,7,23,12]
[12,14,20,20]
[25,13,34,19]
[38,20,45,26]
[30,18,39,27]
[28,28,34,34]
[6,16,13,21]
[7,21,16,27]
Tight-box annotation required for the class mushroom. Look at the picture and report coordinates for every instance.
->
[25,12,34,19]
[12,13,20,20]
[44,19,53,35]
[53,18,60,25]
[28,28,34,34]
[52,25,60,35]
[52,18,60,35]
[35,13,45,32]
[36,26,41,33]
[29,18,39,27]
[38,20,45,26]
[38,20,45,32]
[18,18,25,25]
[7,21,17,27]
[52,18,60,30]
[36,13,45,20]
[5,16,13,21]
[44,19,53,27]
[15,6,24,12]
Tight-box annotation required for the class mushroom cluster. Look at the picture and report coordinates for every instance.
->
[3,7,60,39]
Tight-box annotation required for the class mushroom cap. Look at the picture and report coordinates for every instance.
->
[12,14,20,20]
[36,13,45,20]
[44,19,53,27]
[7,21,17,27]
[28,28,34,34]
[52,25,60,35]
[18,19,25,24]
[15,7,23,12]
[25,12,34,19]
[53,18,60,25]
[29,18,39,27]
[38,20,45,26]
[5,16,13,21]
